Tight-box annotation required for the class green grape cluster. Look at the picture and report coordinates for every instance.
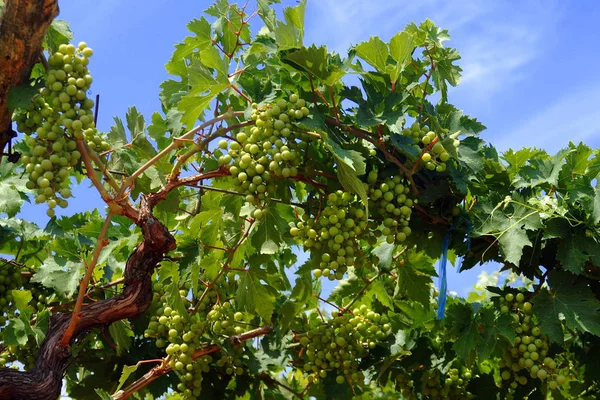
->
[401,122,460,173]
[401,122,430,145]
[145,284,250,399]
[397,368,474,400]
[218,94,311,217]
[367,172,414,244]
[289,190,368,280]
[498,292,569,394]
[13,42,106,217]
[0,340,37,370]
[0,265,24,316]
[295,305,392,386]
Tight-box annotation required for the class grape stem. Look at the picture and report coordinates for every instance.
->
[412,136,438,173]
[118,111,244,202]
[60,210,115,346]
[259,373,305,400]
[111,326,272,399]
[312,294,343,311]
[342,271,383,313]
[168,119,255,182]
[195,219,256,309]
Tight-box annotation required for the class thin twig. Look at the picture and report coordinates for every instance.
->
[60,211,114,345]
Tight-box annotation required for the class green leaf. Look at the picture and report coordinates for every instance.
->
[396,262,433,307]
[388,31,414,84]
[3,317,28,345]
[251,203,293,254]
[513,149,568,189]
[31,256,83,297]
[533,271,600,344]
[323,138,369,216]
[391,134,422,161]
[7,84,39,109]
[369,279,394,309]
[109,320,134,356]
[281,45,329,80]
[257,0,281,31]
[355,36,389,73]
[167,17,212,72]
[283,0,306,42]
[372,241,394,270]
[0,159,28,217]
[11,289,33,319]
[45,19,73,53]
[95,389,113,400]
[236,268,277,321]
[593,181,600,224]
[115,363,140,392]
[446,303,478,364]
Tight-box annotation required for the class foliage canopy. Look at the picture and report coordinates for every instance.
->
[0,1,599,399]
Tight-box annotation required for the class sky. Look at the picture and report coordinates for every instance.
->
[13,0,600,298]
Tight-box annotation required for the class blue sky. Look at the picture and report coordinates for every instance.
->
[15,0,600,296]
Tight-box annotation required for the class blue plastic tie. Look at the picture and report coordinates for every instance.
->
[436,225,453,320]
[437,216,472,320]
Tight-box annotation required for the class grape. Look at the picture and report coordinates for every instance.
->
[294,306,392,387]
[145,280,251,398]
[498,290,571,393]
[12,42,104,216]
[218,93,312,211]
[290,190,368,279]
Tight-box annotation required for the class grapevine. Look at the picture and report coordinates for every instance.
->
[0,1,598,400]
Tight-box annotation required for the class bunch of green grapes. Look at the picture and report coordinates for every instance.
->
[397,368,474,400]
[401,122,460,173]
[0,340,38,370]
[13,42,107,217]
[498,292,569,393]
[217,94,311,217]
[401,122,430,145]
[367,172,414,244]
[289,190,369,280]
[294,305,392,386]
[146,286,251,399]
[0,265,24,316]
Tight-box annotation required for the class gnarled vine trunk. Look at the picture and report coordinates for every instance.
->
[0,203,176,399]
[0,0,58,158]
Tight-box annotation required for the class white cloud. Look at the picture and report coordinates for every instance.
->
[303,0,563,99]
[493,82,600,153]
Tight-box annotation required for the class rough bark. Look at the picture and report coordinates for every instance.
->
[0,0,58,158]
[0,199,176,400]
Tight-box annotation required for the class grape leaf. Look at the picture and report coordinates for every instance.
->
[533,271,600,344]
[44,19,73,53]
[368,279,394,309]
[167,16,212,70]
[513,149,569,189]
[388,31,414,85]
[251,203,292,254]
[109,320,134,356]
[31,256,83,297]
[0,159,28,217]
[3,317,29,345]
[257,0,281,31]
[373,241,394,270]
[7,84,39,109]
[236,267,277,321]
[391,134,421,162]
[11,289,33,320]
[94,389,113,400]
[593,181,600,224]
[355,36,388,73]
[115,364,140,392]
